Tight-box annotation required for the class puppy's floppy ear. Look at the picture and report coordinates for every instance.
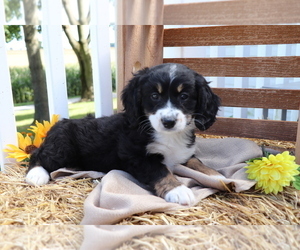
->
[121,67,149,127]
[194,73,221,131]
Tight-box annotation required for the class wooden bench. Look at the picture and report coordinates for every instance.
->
[116,0,300,163]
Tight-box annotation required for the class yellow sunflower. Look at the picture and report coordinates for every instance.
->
[4,132,42,162]
[245,151,299,194]
[4,114,60,162]
[29,114,60,138]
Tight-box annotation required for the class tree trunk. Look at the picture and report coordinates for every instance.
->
[22,0,49,122]
[62,24,93,101]
[62,0,93,101]
[78,48,93,101]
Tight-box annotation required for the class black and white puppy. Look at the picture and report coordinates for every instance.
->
[26,63,220,205]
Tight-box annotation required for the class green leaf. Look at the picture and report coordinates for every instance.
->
[263,150,271,158]
[245,157,262,164]
[292,175,300,190]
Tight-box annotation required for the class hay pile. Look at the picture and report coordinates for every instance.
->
[118,225,300,250]
[1,163,299,226]
[0,225,83,249]
[0,136,299,248]
[0,164,94,225]
[117,187,299,225]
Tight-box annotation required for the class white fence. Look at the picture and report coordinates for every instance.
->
[0,0,113,170]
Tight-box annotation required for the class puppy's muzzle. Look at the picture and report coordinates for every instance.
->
[149,108,187,132]
[161,117,176,129]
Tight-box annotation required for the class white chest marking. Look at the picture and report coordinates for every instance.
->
[146,127,195,171]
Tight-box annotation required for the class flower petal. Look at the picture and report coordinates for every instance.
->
[24,134,33,146]
[17,132,27,150]
[33,134,43,148]
[4,144,20,152]
[269,170,281,180]
[51,114,60,125]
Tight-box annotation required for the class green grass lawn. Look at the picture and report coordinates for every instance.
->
[16,99,118,132]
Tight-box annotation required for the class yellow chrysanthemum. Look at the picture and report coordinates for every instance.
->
[29,114,59,138]
[245,151,300,194]
[4,132,42,162]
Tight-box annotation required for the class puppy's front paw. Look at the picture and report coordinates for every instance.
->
[164,185,195,206]
[26,166,50,186]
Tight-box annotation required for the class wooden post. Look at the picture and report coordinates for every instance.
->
[116,0,164,111]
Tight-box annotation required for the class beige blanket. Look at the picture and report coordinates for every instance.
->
[51,138,262,225]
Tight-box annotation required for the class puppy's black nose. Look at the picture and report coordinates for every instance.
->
[161,118,176,129]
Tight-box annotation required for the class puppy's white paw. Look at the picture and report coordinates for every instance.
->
[26,166,50,186]
[164,185,195,206]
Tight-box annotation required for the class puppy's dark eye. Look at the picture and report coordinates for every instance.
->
[151,93,160,101]
[180,93,189,101]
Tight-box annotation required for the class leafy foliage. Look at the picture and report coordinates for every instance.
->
[65,65,82,97]
[4,0,22,22]
[4,25,22,42]
[4,0,22,42]
[10,67,33,104]
[292,167,300,190]
[10,65,116,104]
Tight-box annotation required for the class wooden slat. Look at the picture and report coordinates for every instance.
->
[213,88,300,110]
[164,0,300,25]
[164,25,300,47]
[203,117,298,141]
[163,57,300,78]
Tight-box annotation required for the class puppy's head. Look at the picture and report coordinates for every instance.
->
[121,63,220,132]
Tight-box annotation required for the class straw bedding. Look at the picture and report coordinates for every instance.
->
[0,136,299,249]
[0,225,83,249]
[117,225,300,250]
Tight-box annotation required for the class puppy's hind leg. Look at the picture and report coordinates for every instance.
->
[185,157,224,179]
[25,144,58,185]
[26,166,50,186]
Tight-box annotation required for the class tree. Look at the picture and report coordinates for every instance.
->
[5,0,49,122]
[22,0,49,122]
[62,0,93,101]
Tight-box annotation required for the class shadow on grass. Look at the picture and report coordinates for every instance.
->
[16,112,35,122]
[15,104,94,132]
[15,109,35,132]
[16,100,117,132]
